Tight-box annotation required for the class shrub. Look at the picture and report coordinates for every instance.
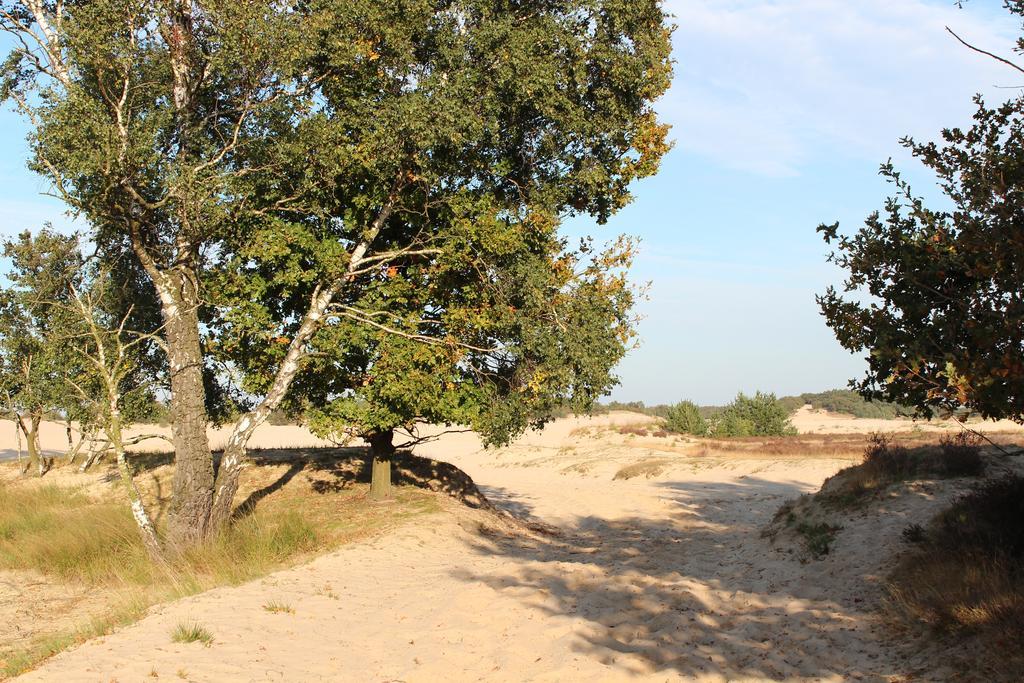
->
[887,476,1024,679]
[862,434,916,478]
[933,476,1024,560]
[664,400,708,436]
[714,412,754,437]
[796,521,842,558]
[939,433,984,477]
[861,432,984,481]
[713,392,796,437]
[901,523,927,544]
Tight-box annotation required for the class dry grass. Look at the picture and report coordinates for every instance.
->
[813,433,987,509]
[885,476,1024,681]
[262,600,295,614]
[0,448,445,677]
[617,424,650,437]
[613,458,671,480]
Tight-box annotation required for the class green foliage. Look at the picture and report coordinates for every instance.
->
[818,4,1024,423]
[1,0,675,455]
[712,392,796,437]
[0,230,86,424]
[664,400,708,436]
[777,390,915,419]
[795,521,841,558]
[0,230,157,439]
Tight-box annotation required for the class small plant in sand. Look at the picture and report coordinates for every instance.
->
[263,601,295,615]
[795,521,842,558]
[171,622,214,647]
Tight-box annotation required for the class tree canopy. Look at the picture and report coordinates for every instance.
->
[1,0,674,542]
[819,1,1024,422]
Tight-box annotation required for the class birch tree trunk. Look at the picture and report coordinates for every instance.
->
[207,284,339,529]
[14,416,23,467]
[78,430,104,472]
[158,272,216,549]
[108,406,164,561]
[205,203,396,528]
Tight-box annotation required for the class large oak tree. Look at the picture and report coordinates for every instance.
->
[1,0,673,547]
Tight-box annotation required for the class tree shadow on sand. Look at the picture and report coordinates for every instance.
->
[451,476,920,682]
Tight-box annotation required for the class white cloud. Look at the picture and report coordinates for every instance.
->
[663,0,1022,176]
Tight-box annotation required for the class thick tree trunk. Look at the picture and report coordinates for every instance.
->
[159,274,216,549]
[367,430,395,501]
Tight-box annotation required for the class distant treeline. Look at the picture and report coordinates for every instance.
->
[602,390,917,421]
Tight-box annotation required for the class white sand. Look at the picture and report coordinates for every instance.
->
[10,411,1024,681]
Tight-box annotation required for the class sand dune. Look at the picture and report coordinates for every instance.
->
[8,412,1023,681]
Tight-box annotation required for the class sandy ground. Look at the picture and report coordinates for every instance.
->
[9,412,1024,682]
[789,406,1024,435]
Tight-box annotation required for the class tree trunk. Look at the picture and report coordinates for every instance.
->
[159,273,216,549]
[19,413,46,476]
[14,415,23,467]
[108,403,164,562]
[32,414,50,476]
[18,415,32,475]
[207,283,341,530]
[65,421,84,464]
[368,430,395,501]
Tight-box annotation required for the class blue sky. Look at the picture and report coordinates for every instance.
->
[587,0,1022,405]
[0,0,1020,405]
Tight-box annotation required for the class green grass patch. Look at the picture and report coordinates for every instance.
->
[170,621,214,646]
[795,521,842,558]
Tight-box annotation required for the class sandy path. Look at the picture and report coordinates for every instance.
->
[18,424,918,683]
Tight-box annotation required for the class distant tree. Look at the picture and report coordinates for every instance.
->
[0,230,84,476]
[664,400,708,436]
[712,392,795,437]
[0,231,158,479]
[819,3,1024,423]
[304,237,640,499]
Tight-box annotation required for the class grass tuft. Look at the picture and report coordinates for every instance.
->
[795,521,842,558]
[262,600,295,614]
[170,621,214,646]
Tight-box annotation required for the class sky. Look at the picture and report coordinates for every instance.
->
[584,0,1023,405]
[0,1,1020,406]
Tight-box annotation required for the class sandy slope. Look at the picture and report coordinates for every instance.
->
[10,412,1024,681]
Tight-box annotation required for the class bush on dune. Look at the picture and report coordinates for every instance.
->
[712,392,796,437]
[664,400,708,436]
[887,475,1024,680]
